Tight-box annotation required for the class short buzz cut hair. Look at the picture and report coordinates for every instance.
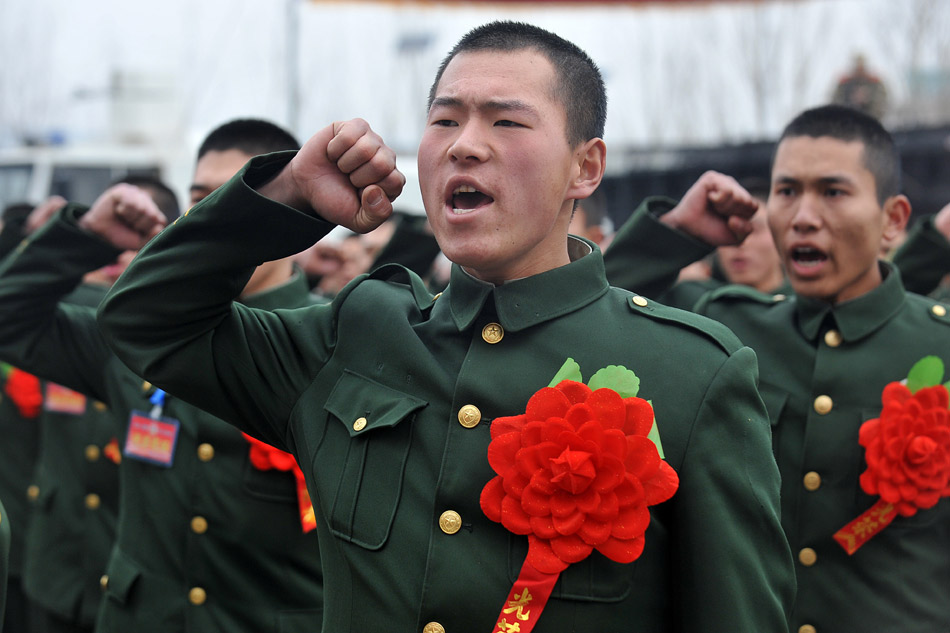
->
[774,104,901,204]
[197,119,300,161]
[427,21,607,147]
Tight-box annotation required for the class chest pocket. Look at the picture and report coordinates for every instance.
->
[320,370,427,550]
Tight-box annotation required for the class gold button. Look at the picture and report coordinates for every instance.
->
[772,293,787,302]
[457,404,482,428]
[632,295,648,307]
[142,381,152,392]
[353,417,367,432]
[823,330,842,347]
[197,443,214,461]
[191,516,208,534]
[813,395,833,415]
[85,444,101,462]
[932,304,947,317]
[85,494,101,510]
[482,322,504,344]
[799,625,817,633]
[799,547,817,566]
[803,471,821,491]
[26,484,40,501]
[423,623,445,633]
[189,587,207,605]
[93,401,108,412]
[100,574,109,591]
[432,292,442,301]
[439,510,462,535]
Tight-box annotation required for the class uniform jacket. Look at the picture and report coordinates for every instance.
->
[695,270,950,633]
[98,152,795,632]
[0,214,324,633]
[604,205,950,632]
[22,283,120,626]
[0,495,9,629]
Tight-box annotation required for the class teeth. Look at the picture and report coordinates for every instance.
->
[451,207,476,215]
[453,185,477,195]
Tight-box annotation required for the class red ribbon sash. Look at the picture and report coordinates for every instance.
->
[493,561,560,633]
[832,499,897,555]
[242,433,316,533]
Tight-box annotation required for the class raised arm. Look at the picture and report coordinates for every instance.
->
[604,171,757,297]
[98,120,404,447]
[0,185,164,400]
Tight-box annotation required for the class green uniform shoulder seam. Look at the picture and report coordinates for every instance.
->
[625,293,742,354]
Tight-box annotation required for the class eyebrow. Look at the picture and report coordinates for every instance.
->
[430,96,539,117]
[772,174,856,187]
[189,184,212,194]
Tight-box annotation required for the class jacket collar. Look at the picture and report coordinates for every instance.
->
[447,236,608,332]
[794,261,905,342]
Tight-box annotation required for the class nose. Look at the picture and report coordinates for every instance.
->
[448,121,489,163]
[790,193,822,233]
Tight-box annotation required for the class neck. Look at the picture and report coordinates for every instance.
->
[241,259,294,298]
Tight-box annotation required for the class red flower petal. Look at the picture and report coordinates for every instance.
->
[556,380,593,405]
[487,431,522,474]
[624,435,661,481]
[491,414,526,439]
[586,388,626,430]
[550,534,593,564]
[624,397,655,437]
[550,491,578,517]
[577,517,612,545]
[522,481,553,516]
[502,495,533,534]
[552,510,586,536]
[526,387,572,423]
[611,504,651,539]
[480,476,505,522]
[527,535,569,574]
[529,515,558,539]
[597,534,645,564]
[643,461,680,506]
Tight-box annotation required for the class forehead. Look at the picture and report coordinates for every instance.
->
[192,148,254,186]
[771,136,871,183]
[432,48,560,109]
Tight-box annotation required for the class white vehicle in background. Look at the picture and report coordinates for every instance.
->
[0,144,183,212]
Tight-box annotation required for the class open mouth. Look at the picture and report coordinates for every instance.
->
[790,246,828,269]
[451,185,494,214]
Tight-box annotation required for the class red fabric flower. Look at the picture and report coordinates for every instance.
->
[3,367,43,418]
[858,382,950,517]
[480,380,679,574]
[243,433,316,533]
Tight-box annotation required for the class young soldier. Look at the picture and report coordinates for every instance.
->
[611,105,950,632]
[97,22,794,631]
[0,120,324,632]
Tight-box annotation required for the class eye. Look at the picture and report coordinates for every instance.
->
[189,194,206,206]
[773,186,794,198]
[825,187,845,197]
[494,119,525,128]
[432,119,457,127]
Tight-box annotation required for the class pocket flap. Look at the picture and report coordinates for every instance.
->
[102,548,142,605]
[324,370,427,437]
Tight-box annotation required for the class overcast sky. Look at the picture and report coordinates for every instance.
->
[2,0,949,158]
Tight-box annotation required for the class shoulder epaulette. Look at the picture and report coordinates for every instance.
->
[704,283,789,305]
[626,293,742,355]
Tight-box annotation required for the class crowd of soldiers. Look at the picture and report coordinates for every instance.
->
[0,20,948,633]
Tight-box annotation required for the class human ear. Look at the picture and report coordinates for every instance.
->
[882,194,911,242]
[567,138,606,201]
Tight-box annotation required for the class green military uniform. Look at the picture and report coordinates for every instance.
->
[0,365,42,632]
[605,205,950,631]
[0,210,324,633]
[98,152,795,632]
[0,495,9,630]
[22,282,119,632]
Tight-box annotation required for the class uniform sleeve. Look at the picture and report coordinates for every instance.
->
[98,151,340,450]
[891,216,950,296]
[673,345,794,632]
[0,208,120,401]
[603,198,713,298]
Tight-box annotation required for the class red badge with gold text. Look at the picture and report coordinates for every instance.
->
[480,359,678,633]
[834,356,950,554]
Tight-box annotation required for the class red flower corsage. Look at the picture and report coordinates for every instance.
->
[480,359,678,633]
[834,356,950,554]
[2,363,43,418]
[243,433,316,533]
